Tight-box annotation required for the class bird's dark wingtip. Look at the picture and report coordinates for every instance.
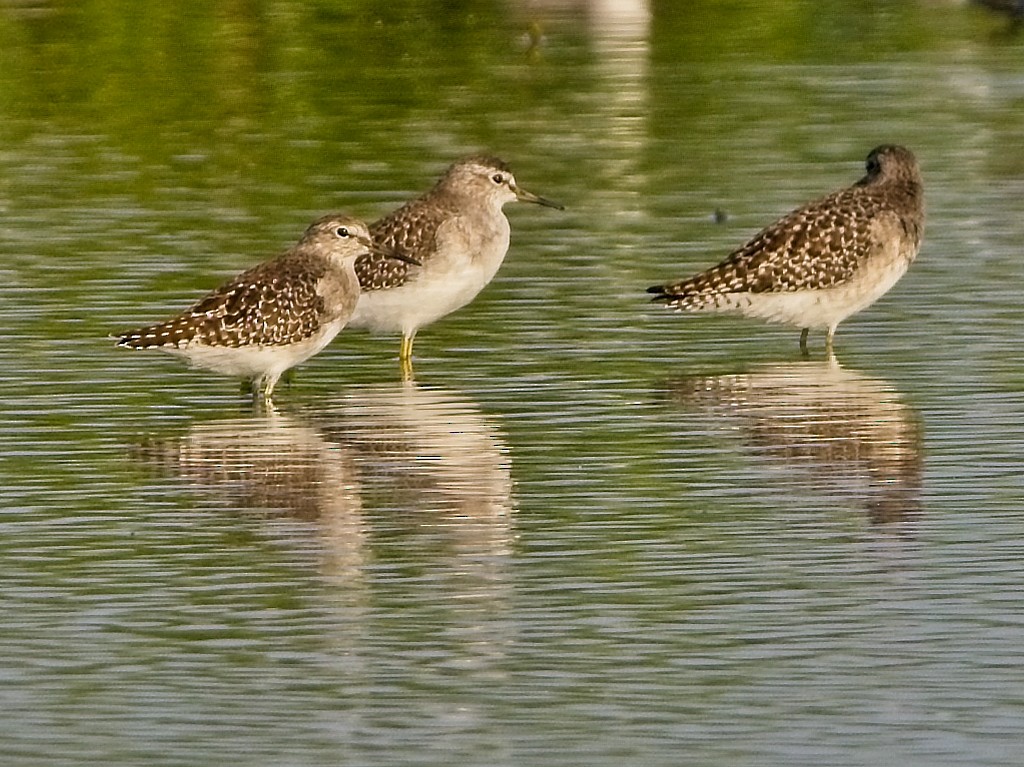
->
[646,285,673,303]
[112,331,140,348]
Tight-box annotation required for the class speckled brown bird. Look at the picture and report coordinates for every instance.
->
[648,145,924,352]
[115,214,417,401]
[346,154,563,369]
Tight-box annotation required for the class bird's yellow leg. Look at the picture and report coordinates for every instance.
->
[399,333,416,381]
[400,354,415,382]
[263,373,279,401]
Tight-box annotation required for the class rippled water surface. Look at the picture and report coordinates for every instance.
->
[3,2,1024,765]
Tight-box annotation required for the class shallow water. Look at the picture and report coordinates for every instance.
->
[3,2,1024,765]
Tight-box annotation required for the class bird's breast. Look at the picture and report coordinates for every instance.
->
[436,213,511,274]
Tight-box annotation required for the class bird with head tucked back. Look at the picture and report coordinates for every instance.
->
[647,145,924,353]
[115,214,418,401]
[346,154,563,372]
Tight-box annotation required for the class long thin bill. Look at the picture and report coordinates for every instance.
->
[515,186,564,210]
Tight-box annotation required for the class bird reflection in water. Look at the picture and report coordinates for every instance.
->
[131,383,515,578]
[312,382,516,564]
[310,382,517,682]
[666,357,922,527]
[132,413,367,581]
[132,386,517,696]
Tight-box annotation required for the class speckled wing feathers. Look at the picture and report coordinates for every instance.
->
[661,188,891,309]
[357,193,457,291]
[118,254,330,349]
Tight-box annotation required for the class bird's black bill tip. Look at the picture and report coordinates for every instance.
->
[389,249,421,267]
[515,187,565,211]
[536,196,566,211]
[367,241,421,267]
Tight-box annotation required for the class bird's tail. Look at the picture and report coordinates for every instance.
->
[647,274,728,312]
[113,324,170,349]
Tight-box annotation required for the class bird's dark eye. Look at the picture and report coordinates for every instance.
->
[491,173,505,184]
[335,226,350,238]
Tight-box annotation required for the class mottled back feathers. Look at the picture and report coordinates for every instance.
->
[357,195,460,290]
[356,155,514,292]
[119,255,335,349]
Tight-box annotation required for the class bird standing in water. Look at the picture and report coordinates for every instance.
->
[347,155,563,374]
[648,145,924,354]
[116,214,418,401]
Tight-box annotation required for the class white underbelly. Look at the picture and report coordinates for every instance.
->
[706,256,911,331]
[348,258,502,336]
[163,320,344,379]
